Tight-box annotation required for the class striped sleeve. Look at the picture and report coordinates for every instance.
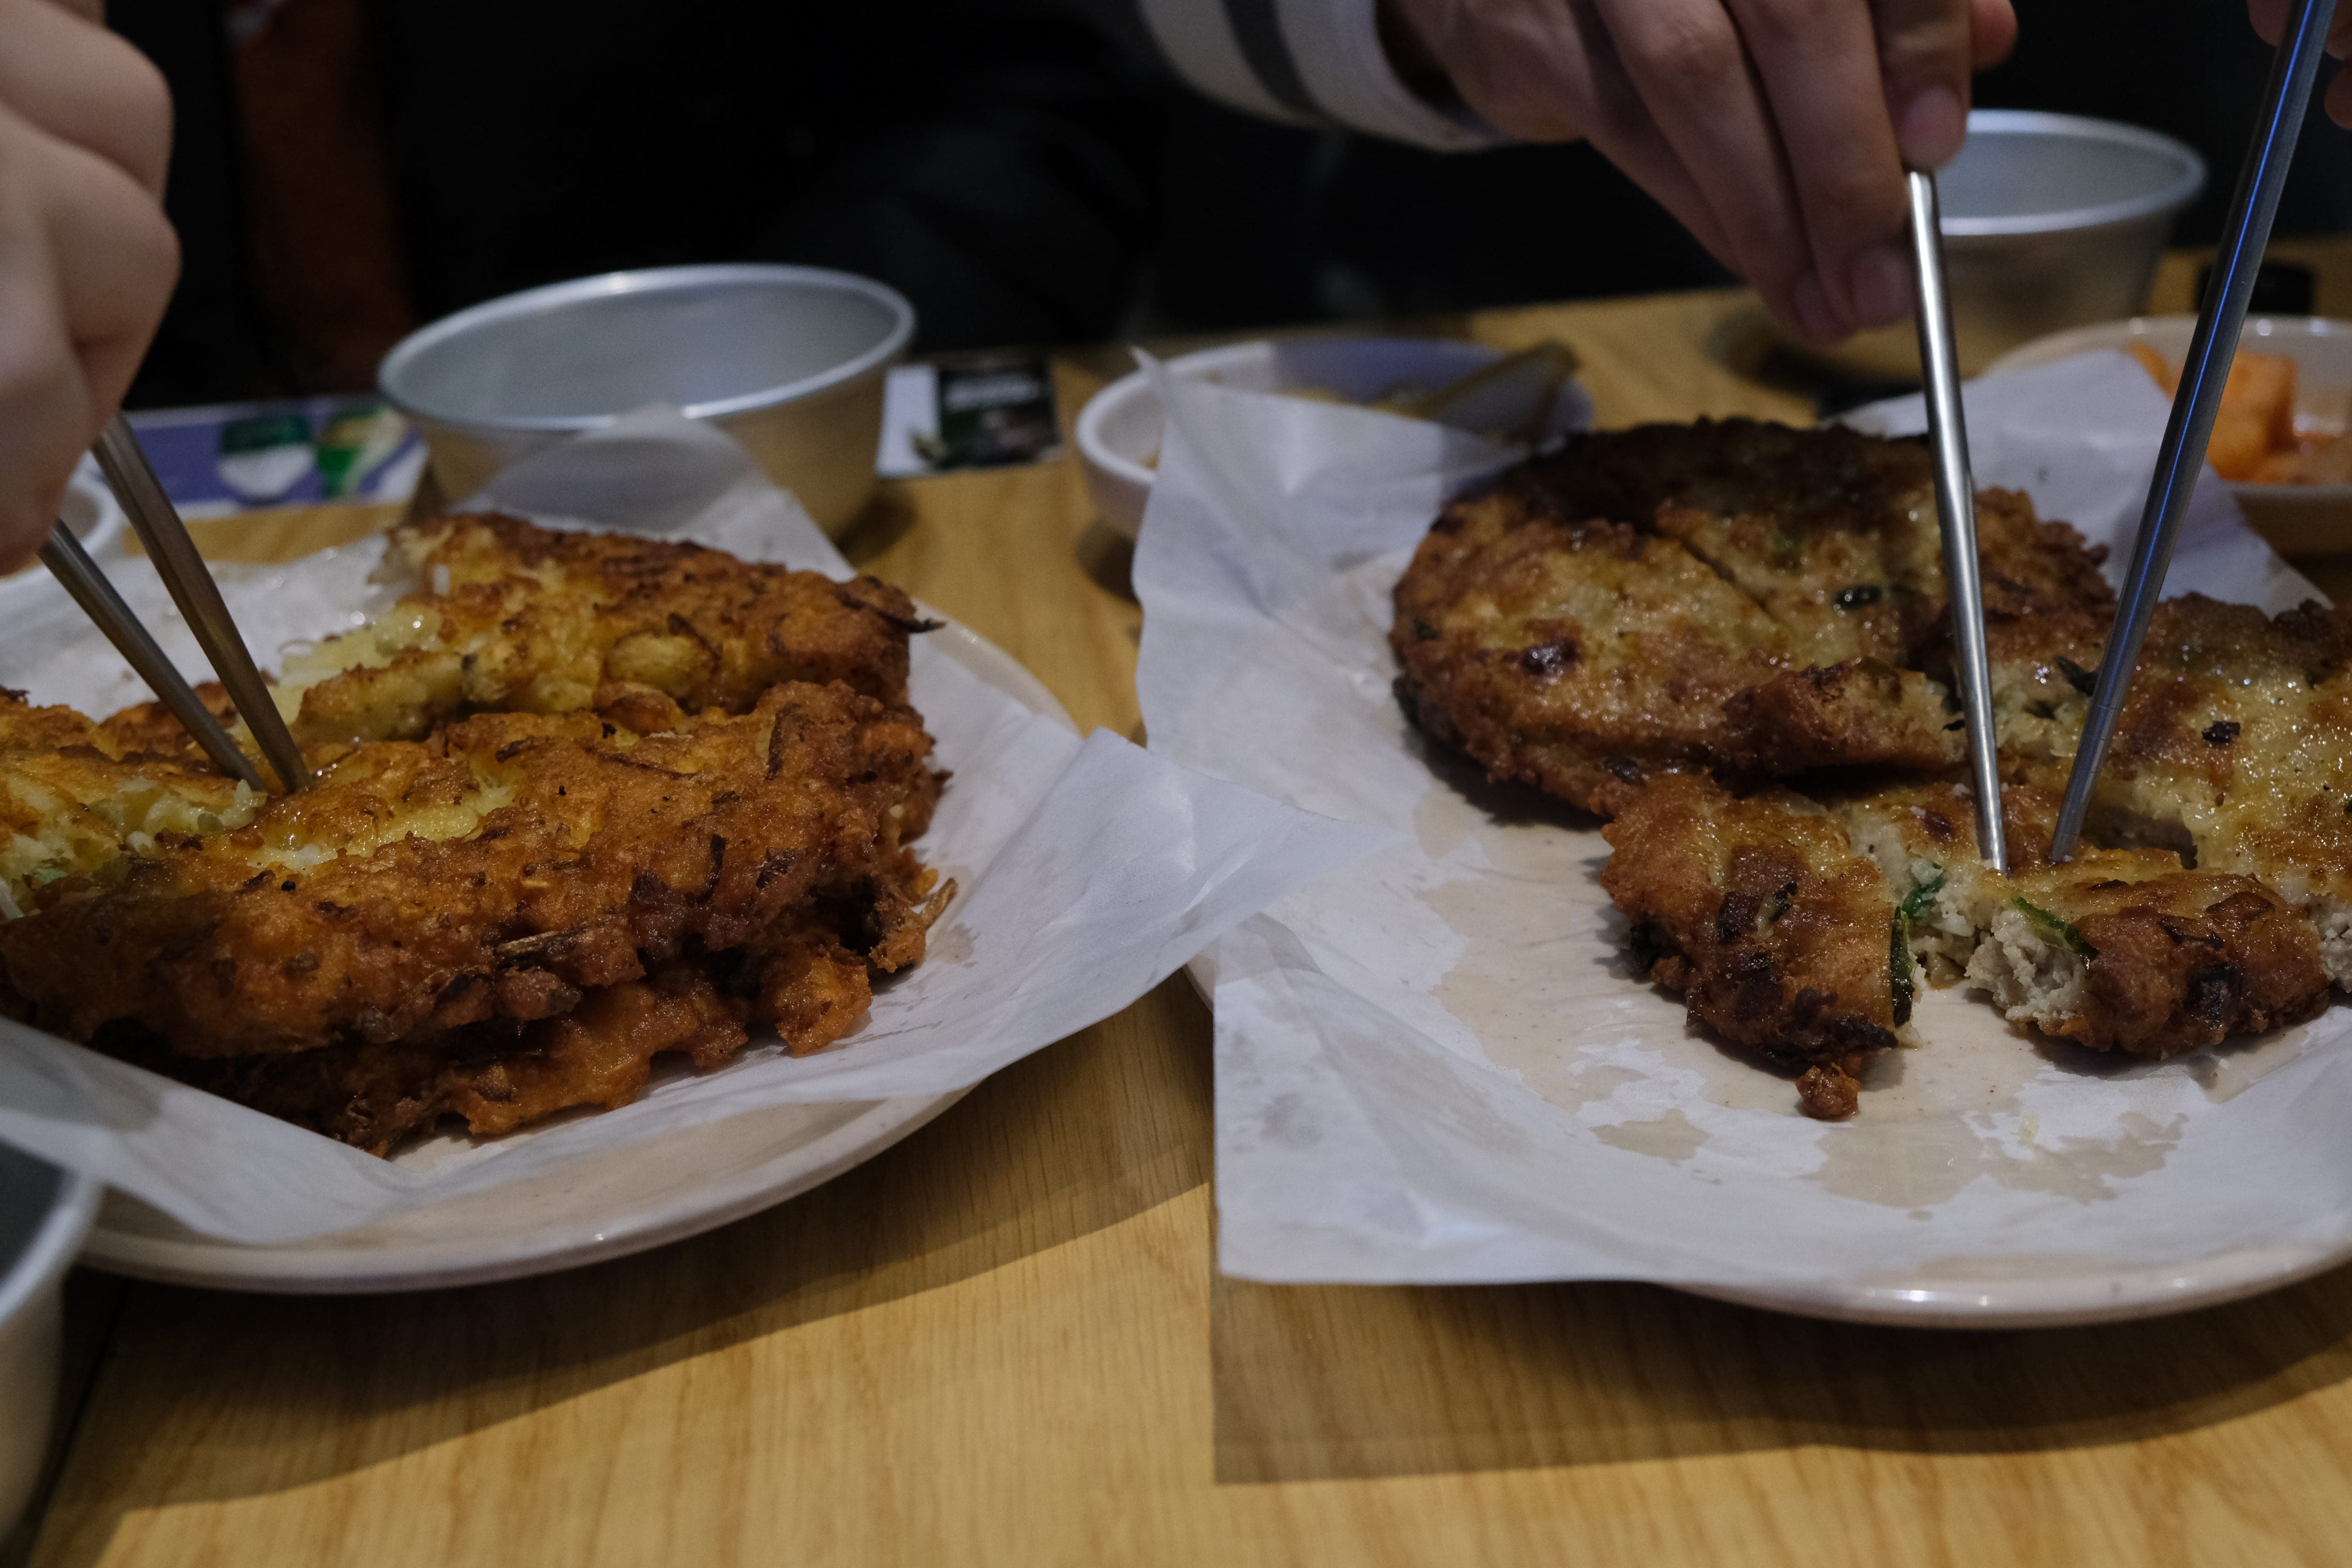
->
[1118,0,1501,151]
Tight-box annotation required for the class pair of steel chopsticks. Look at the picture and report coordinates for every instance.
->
[2046,0,2340,861]
[37,415,311,793]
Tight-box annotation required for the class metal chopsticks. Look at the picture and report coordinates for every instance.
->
[1907,168,2008,874]
[87,416,313,793]
[2049,0,2339,861]
[37,522,269,791]
[35,418,313,792]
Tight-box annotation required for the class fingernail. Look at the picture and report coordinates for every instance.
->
[1850,245,1914,329]
[1899,85,1966,169]
[1791,273,1841,342]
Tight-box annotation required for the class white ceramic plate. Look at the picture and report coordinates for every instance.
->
[1988,315,2352,557]
[83,617,1074,1294]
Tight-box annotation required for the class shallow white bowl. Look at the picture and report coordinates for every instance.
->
[0,1146,100,1536]
[1075,337,1593,540]
[1988,315,2352,557]
[1,461,129,609]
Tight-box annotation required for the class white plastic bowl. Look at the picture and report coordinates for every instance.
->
[1076,337,1593,540]
[0,1146,100,1537]
[2,460,129,608]
[1988,315,2352,556]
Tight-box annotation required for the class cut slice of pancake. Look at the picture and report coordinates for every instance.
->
[1834,780,2329,1058]
[1599,773,1906,1120]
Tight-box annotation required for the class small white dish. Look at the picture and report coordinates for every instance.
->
[1076,338,1592,540]
[0,461,129,608]
[80,616,1073,1294]
[1988,315,2352,557]
[0,1146,100,1534]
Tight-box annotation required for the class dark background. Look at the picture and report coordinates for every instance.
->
[113,0,2352,409]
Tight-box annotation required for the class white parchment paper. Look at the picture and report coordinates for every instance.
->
[0,409,1383,1244]
[1136,352,2352,1311]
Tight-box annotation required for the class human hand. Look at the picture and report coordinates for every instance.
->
[0,0,177,571]
[2248,0,2352,126]
[1383,0,2017,344]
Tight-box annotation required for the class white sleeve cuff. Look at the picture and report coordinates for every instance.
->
[1280,0,1500,151]
[1134,0,1504,151]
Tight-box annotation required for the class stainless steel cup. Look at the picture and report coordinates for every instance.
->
[1788,110,2207,380]
[0,1146,99,1537]
[1937,110,2208,373]
[379,264,916,535]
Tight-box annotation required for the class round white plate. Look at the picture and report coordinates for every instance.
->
[83,616,1074,1293]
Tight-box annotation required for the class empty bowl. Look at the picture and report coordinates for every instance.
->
[380,264,916,535]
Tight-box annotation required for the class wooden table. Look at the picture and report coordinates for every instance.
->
[20,247,2352,1568]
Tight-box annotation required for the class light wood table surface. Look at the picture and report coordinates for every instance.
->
[21,246,2352,1568]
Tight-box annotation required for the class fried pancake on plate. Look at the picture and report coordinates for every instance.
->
[1598,773,1905,1119]
[273,512,929,747]
[0,680,945,1061]
[0,515,957,1156]
[1835,779,2329,1058]
[1400,422,2349,1116]
[1391,420,2114,811]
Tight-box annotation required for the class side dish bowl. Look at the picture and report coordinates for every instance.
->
[1076,337,1592,540]
[1989,314,2352,556]
[380,264,915,536]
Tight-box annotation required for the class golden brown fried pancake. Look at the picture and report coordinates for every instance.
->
[0,517,953,1157]
[1401,422,2349,1116]
[1391,420,2114,811]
